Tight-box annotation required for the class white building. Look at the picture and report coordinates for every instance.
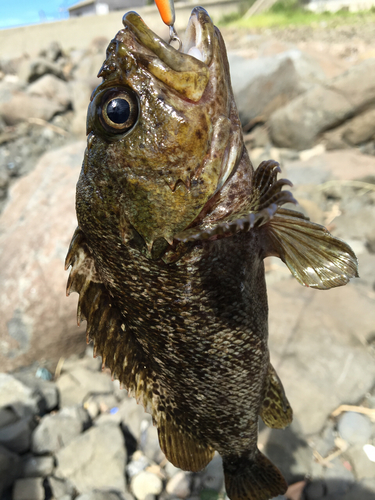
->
[68,0,147,17]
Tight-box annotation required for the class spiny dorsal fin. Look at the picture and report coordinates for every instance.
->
[174,160,296,243]
[263,208,359,289]
[260,364,292,429]
[65,227,155,414]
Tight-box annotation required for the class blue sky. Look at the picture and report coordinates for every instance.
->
[0,0,77,29]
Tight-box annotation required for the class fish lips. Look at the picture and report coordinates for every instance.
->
[121,7,215,101]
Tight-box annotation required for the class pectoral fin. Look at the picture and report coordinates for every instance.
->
[260,364,292,429]
[263,208,358,289]
[174,160,296,243]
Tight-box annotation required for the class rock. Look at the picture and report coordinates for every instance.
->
[27,74,71,109]
[18,57,65,83]
[0,407,18,428]
[0,91,65,126]
[31,405,90,455]
[76,492,129,500]
[39,41,63,63]
[0,142,87,373]
[0,415,33,454]
[267,278,375,435]
[200,454,224,492]
[0,374,38,418]
[343,478,375,499]
[228,49,326,127]
[69,80,93,137]
[323,107,375,148]
[126,451,151,479]
[166,470,191,498]
[13,371,59,413]
[164,462,181,479]
[47,476,75,498]
[131,471,163,500]
[140,419,163,464]
[56,366,114,407]
[259,424,312,482]
[338,412,373,446]
[55,423,127,494]
[346,445,375,479]
[20,455,54,478]
[323,457,355,495]
[12,477,44,500]
[0,445,21,496]
[284,149,375,187]
[270,58,375,150]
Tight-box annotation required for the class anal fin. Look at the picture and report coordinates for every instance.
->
[260,364,292,429]
[158,413,214,472]
[223,450,287,500]
[263,208,358,289]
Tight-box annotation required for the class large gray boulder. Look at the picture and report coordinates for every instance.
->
[269,58,375,150]
[0,142,87,372]
[228,49,327,127]
[55,423,127,494]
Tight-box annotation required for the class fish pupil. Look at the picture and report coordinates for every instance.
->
[107,98,130,124]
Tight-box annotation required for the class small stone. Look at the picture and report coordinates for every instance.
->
[31,405,89,455]
[76,491,131,500]
[164,461,180,478]
[47,476,75,498]
[126,451,150,479]
[304,480,325,500]
[0,374,38,418]
[338,412,373,446]
[20,455,54,478]
[131,471,163,500]
[141,420,163,464]
[343,477,375,500]
[0,444,22,495]
[14,371,59,413]
[0,416,32,453]
[0,407,18,427]
[12,477,44,500]
[166,470,191,498]
[56,366,114,407]
[346,445,375,479]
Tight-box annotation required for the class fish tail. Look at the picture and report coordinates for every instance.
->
[223,450,287,500]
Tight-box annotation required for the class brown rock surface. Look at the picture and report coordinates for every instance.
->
[267,277,375,435]
[0,141,87,372]
[269,58,375,150]
[0,92,65,126]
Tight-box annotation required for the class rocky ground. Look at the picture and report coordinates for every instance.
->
[0,16,375,500]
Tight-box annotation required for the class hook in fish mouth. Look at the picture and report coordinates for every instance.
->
[123,6,214,67]
[120,7,215,101]
[169,25,182,50]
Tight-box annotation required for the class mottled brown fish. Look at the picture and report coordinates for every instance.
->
[65,8,358,500]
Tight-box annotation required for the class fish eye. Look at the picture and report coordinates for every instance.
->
[99,88,139,134]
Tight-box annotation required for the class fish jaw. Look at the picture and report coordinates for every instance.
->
[82,8,243,253]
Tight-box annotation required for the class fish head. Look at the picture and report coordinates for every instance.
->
[81,7,242,253]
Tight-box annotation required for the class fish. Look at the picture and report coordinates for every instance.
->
[65,7,358,500]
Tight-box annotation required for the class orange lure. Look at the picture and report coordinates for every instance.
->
[154,0,175,26]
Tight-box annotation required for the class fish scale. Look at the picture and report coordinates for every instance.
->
[66,6,358,500]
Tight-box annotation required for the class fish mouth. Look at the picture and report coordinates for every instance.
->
[122,7,215,101]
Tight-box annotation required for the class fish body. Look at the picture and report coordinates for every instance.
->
[66,8,358,500]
